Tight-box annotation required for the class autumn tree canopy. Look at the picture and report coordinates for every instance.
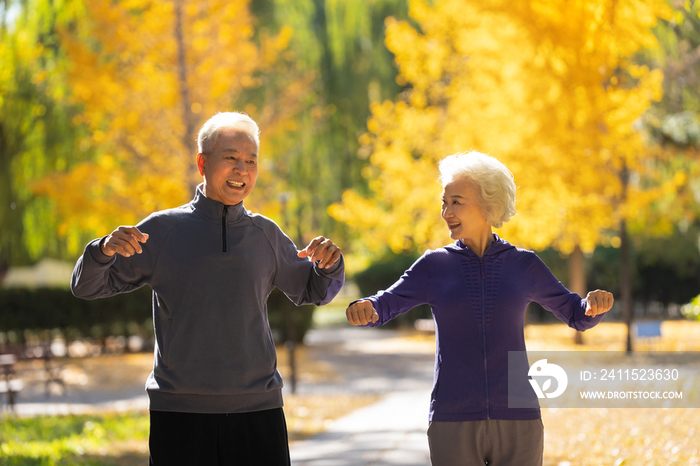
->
[34,0,294,252]
[331,0,672,257]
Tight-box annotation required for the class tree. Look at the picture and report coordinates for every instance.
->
[0,0,89,270]
[238,0,409,253]
[330,0,672,348]
[333,0,669,247]
[641,0,700,230]
[33,0,297,253]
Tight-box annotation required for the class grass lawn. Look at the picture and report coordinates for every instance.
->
[0,412,149,466]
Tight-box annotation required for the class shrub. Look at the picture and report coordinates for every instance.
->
[0,286,313,346]
[353,252,431,328]
[681,295,700,321]
[266,287,314,343]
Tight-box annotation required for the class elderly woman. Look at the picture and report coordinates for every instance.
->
[346,151,613,466]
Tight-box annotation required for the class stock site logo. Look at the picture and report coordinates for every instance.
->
[528,359,568,399]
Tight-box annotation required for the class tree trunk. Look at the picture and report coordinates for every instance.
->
[0,121,25,271]
[619,161,633,352]
[621,218,633,352]
[173,0,196,192]
[569,244,586,345]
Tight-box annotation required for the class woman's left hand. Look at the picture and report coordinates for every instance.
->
[585,290,614,317]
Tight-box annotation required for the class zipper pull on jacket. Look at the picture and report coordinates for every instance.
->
[221,205,228,253]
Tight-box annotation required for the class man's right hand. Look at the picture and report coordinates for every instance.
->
[101,226,149,258]
[346,300,379,326]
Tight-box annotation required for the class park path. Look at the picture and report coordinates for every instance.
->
[290,389,431,466]
[288,327,434,466]
[6,381,149,417]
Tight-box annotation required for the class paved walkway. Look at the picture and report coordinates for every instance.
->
[290,390,431,466]
[7,393,148,417]
[288,327,434,465]
[4,359,149,416]
[292,327,435,395]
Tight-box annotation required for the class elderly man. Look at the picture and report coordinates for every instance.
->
[71,112,344,465]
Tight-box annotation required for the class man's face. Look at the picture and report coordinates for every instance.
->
[197,128,258,205]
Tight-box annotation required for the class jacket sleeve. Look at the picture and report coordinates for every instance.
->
[71,218,159,300]
[358,253,431,327]
[530,254,604,331]
[270,227,345,307]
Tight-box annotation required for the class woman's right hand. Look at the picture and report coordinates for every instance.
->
[346,300,379,326]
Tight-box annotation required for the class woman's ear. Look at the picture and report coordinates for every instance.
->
[196,152,205,177]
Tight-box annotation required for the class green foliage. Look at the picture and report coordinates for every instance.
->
[236,0,409,247]
[353,251,431,327]
[640,0,700,229]
[266,287,315,343]
[353,251,417,298]
[646,0,700,122]
[530,225,700,322]
[0,0,92,266]
[0,287,153,342]
[588,226,700,305]
[0,412,149,465]
[633,224,700,304]
[681,294,700,321]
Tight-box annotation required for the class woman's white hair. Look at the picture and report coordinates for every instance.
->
[197,112,260,154]
[438,151,517,228]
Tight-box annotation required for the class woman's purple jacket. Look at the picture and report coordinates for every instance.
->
[360,234,604,422]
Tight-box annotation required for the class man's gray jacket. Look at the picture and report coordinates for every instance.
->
[71,186,345,413]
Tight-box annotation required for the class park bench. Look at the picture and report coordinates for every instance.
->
[0,343,66,413]
[633,320,663,349]
[633,320,663,338]
[21,343,67,397]
[0,353,24,412]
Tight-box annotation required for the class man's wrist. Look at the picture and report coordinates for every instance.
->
[87,236,115,264]
[98,236,114,258]
[316,255,343,274]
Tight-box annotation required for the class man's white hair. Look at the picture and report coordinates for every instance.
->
[197,112,260,154]
[438,151,517,228]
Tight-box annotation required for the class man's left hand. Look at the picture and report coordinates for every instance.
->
[298,236,342,269]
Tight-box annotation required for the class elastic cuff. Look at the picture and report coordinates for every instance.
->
[87,237,116,265]
[315,254,344,277]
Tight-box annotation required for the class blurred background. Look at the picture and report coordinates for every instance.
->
[1,0,700,464]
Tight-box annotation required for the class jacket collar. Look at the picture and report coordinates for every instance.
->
[191,184,247,223]
[446,233,515,258]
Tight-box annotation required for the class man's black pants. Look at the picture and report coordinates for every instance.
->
[148,408,291,465]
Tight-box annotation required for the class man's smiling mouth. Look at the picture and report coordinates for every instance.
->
[227,181,244,188]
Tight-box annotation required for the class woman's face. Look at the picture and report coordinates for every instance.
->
[441,177,490,241]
